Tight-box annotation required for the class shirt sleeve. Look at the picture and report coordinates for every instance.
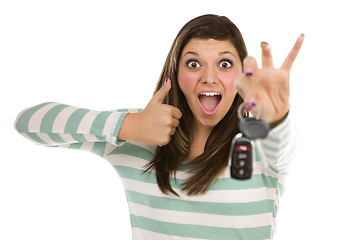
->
[14,102,138,147]
[256,112,298,176]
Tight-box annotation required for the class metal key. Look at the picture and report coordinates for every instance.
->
[229,133,253,180]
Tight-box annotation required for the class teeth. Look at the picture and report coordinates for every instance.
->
[200,92,220,97]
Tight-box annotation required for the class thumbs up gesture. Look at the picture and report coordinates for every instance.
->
[118,79,182,146]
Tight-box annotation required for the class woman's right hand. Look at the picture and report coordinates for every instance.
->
[117,79,182,146]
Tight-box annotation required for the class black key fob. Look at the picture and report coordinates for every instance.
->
[229,133,253,180]
[239,117,269,140]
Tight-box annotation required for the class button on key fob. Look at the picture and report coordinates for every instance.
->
[229,134,253,180]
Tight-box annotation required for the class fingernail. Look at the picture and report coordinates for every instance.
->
[261,41,271,50]
[245,101,256,110]
[301,33,305,37]
[164,78,168,85]
[248,101,256,108]
[245,70,253,77]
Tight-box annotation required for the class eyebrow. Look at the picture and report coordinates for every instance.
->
[219,51,237,58]
[183,51,237,57]
[183,51,199,57]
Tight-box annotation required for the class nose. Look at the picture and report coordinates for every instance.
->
[201,66,219,85]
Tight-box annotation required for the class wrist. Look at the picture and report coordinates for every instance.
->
[269,111,289,129]
[117,112,140,141]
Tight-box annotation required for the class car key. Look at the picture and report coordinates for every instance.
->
[230,101,269,180]
[229,133,253,180]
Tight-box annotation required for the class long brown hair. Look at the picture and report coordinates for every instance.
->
[145,14,248,196]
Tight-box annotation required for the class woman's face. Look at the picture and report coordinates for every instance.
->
[178,38,242,130]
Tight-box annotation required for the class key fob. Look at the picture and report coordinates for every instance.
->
[239,117,269,140]
[229,134,253,180]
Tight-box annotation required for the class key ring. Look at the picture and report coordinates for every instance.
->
[237,101,261,120]
[237,101,269,140]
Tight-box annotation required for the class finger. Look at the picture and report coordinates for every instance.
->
[170,127,176,136]
[170,106,182,120]
[261,42,274,68]
[242,56,259,77]
[152,78,171,104]
[281,34,305,72]
[235,79,257,104]
[171,118,180,128]
[238,56,259,102]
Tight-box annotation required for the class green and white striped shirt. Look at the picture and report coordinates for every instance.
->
[14,102,297,240]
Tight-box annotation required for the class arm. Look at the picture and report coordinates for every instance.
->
[15,80,181,149]
[257,113,297,175]
[14,102,136,147]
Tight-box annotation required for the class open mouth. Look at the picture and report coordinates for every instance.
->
[198,91,222,116]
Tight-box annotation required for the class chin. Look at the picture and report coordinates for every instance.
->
[196,113,224,129]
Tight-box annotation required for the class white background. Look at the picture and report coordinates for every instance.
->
[1,0,359,239]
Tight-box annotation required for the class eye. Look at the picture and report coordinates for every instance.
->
[186,59,201,69]
[219,59,233,69]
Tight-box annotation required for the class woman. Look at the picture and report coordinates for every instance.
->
[15,14,304,240]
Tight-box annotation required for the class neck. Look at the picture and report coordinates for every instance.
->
[187,121,213,160]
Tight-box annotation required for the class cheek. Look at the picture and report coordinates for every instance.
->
[178,68,198,95]
[222,70,240,95]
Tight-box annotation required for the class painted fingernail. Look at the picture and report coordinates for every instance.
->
[245,70,253,77]
[245,101,256,110]
[261,41,271,50]
[164,78,168,85]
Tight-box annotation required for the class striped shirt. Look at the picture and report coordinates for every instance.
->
[14,102,297,240]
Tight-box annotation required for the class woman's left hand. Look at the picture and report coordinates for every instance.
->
[235,34,304,124]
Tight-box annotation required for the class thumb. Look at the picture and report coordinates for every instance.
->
[151,78,171,104]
